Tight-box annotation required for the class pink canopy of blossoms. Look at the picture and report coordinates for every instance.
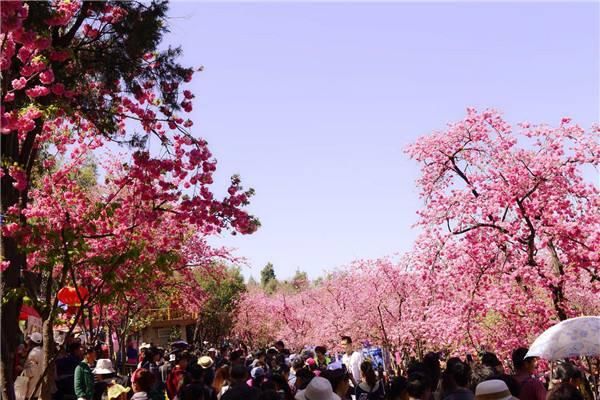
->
[234,110,599,359]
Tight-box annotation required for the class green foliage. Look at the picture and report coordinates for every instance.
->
[193,265,247,346]
[260,262,277,293]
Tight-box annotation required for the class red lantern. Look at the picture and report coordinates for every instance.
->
[57,286,89,306]
[65,305,78,316]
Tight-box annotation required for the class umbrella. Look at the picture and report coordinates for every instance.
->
[170,340,189,348]
[19,305,41,321]
[526,316,600,360]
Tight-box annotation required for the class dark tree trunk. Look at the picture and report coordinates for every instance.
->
[1,181,24,400]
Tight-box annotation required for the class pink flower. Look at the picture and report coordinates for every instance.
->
[8,166,27,191]
[4,93,15,102]
[181,101,192,113]
[39,69,55,84]
[17,46,32,63]
[25,85,50,98]
[17,117,36,134]
[2,223,20,237]
[0,261,10,272]
[82,24,99,39]
[51,83,65,95]
[12,77,27,90]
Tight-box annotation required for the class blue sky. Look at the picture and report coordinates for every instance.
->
[161,2,599,280]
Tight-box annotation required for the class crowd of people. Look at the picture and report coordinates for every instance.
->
[15,333,597,400]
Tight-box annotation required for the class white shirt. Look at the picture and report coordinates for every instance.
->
[342,351,363,384]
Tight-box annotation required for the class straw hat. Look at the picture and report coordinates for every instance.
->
[107,384,130,399]
[198,356,214,369]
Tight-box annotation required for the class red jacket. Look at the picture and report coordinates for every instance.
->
[166,365,188,399]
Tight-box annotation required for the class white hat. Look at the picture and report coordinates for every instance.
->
[198,356,214,369]
[475,380,516,400]
[139,342,151,350]
[28,332,42,344]
[93,359,115,374]
[295,377,340,400]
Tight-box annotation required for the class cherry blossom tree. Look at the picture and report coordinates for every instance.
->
[233,110,598,362]
[1,2,258,397]
[406,109,599,352]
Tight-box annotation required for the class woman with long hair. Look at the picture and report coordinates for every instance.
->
[212,365,230,399]
[356,361,385,400]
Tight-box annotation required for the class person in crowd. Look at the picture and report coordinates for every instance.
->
[166,352,190,400]
[137,344,152,369]
[440,358,473,400]
[386,376,408,400]
[229,350,244,367]
[198,356,216,387]
[270,373,295,400]
[221,364,260,400]
[480,353,503,375]
[306,358,319,375]
[295,368,316,392]
[74,346,96,400]
[315,347,330,370]
[254,350,267,368]
[422,353,441,400]
[178,364,211,400]
[131,368,155,400]
[212,365,230,400]
[321,368,351,400]
[289,357,305,389]
[249,367,267,388]
[215,346,230,368]
[510,347,546,400]
[553,362,593,400]
[272,341,285,355]
[141,347,163,391]
[406,372,431,400]
[23,332,43,400]
[295,376,340,400]
[55,341,82,400]
[126,341,139,366]
[547,382,584,400]
[474,379,517,400]
[92,358,117,400]
[161,354,175,386]
[355,360,385,400]
[468,364,495,393]
[277,364,291,382]
[340,336,364,386]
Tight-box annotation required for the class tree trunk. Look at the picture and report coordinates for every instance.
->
[1,188,24,400]
[40,318,56,400]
